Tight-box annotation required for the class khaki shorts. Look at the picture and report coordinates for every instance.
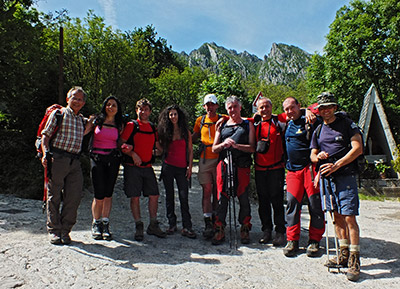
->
[197,158,218,185]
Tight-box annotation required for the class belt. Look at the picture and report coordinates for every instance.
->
[52,147,81,159]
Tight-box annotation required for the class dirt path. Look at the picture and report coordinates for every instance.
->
[1,165,400,288]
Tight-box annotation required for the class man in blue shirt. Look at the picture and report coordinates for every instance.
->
[310,92,363,282]
[282,97,325,258]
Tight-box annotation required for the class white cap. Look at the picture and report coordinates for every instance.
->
[203,94,218,105]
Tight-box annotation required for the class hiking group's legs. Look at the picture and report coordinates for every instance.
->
[255,168,286,234]
[286,166,324,242]
[321,174,361,281]
[47,155,83,236]
[162,163,193,230]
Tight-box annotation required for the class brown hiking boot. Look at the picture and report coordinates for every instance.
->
[203,217,214,239]
[212,224,225,245]
[272,232,286,247]
[240,223,251,244]
[283,240,299,257]
[134,221,144,241]
[146,220,167,238]
[259,230,271,244]
[325,246,349,268]
[347,251,361,282]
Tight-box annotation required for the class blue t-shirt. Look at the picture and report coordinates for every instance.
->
[310,115,360,175]
[285,115,321,171]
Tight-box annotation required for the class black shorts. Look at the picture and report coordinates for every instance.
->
[123,165,159,198]
[90,153,121,199]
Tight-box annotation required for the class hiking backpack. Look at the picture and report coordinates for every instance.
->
[123,120,157,166]
[198,114,222,162]
[314,112,367,175]
[35,104,64,159]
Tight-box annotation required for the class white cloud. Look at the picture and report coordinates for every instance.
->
[98,0,117,29]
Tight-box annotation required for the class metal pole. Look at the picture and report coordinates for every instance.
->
[58,26,64,104]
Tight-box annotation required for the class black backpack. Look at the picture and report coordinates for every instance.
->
[314,112,367,176]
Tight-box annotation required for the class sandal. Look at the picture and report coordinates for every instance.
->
[181,228,197,239]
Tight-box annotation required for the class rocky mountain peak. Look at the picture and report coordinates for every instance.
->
[182,42,311,85]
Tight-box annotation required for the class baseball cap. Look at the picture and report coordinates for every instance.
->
[203,94,218,105]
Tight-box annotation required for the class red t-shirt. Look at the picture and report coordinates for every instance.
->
[121,120,156,167]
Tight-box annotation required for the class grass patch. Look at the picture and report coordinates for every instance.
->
[359,193,400,202]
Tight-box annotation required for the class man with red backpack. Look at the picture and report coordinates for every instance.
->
[40,86,88,245]
[120,98,166,241]
[254,97,287,246]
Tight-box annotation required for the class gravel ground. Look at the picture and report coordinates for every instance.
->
[1,165,400,288]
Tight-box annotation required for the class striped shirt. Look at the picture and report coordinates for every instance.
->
[42,106,85,154]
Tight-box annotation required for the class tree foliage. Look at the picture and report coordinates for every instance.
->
[307,0,400,140]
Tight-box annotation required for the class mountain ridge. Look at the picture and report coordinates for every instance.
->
[179,42,311,85]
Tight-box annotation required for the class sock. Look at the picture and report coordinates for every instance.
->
[204,213,212,218]
[102,217,109,223]
[93,219,101,223]
[338,239,349,248]
[135,218,142,224]
[349,244,360,253]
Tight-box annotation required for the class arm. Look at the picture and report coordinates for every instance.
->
[315,133,363,177]
[41,134,51,168]
[84,115,96,135]
[192,131,201,143]
[231,121,256,153]
[186,130,193,179]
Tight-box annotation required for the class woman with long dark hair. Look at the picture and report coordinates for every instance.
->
[86,95,123,240]
[158,105,196,238]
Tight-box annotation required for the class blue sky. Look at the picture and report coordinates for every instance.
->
[33,0,351,58]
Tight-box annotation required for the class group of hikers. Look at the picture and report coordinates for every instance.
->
[40,86,363,282]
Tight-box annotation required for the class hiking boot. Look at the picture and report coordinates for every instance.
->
[102,220,112,241]
[92,220,103,240]
[259,230,271,244]
[346,251,361,282]
[203,217,214,239]
[272,232,286,247]
[240,223,251,244]
[61,232,72,245]
[306,240,320,257]
[325,246,349,268]
[134,221,144,241]
[49,233,62,245]
[211,224,225,245]
[283,240,299,257]
[166,225,177,235]
[181,228,197,239]
[147,220,167,238]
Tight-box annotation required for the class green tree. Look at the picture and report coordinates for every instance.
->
[149,66,207,126]
[307,0,400,139]
[198,63,248,115]
[0,0,59,196]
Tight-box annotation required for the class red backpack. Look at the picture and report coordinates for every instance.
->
[35,104,64,159]
[35,104,65,212]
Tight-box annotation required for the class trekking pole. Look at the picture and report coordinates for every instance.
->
[323,176,342,273]
[326,178,341,273]
[226,150,238,250]
[321,175,330,269]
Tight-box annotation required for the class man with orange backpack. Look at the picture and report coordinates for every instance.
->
[192,94,222,239]
[40,86,88,245]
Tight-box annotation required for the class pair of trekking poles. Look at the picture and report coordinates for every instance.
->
[225,150,238,250]
[321,175,343,273]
